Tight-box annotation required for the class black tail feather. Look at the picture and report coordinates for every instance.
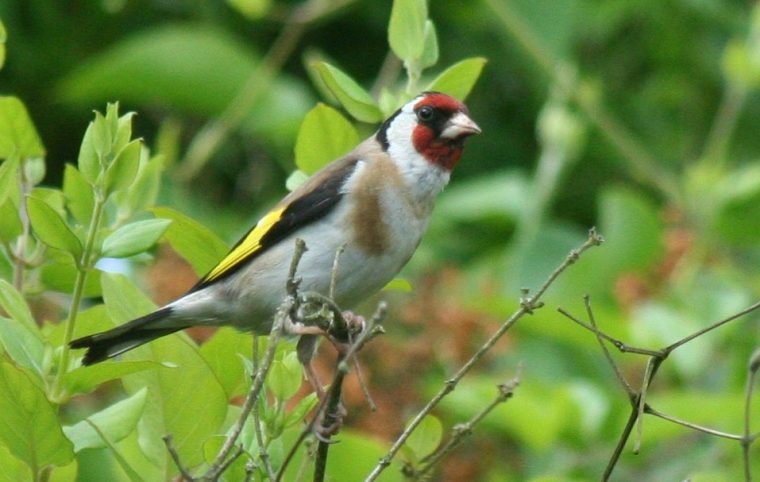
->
[70,307,183,365]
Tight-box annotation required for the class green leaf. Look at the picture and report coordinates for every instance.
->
[0,279,38,333]
[0,97,45,159]
[383,277,413,292]
[0,316,45,378]
[40,262,102,297]
[117,153,164,215]
[27,196,83,260]
[63,360,160,395]
[314,62,383,123]
[0,156,19,206]
[199,327,252,398]
[150,207,229,276]
[63,388,148,452]
[419,20,439,70]
[56,25,312,146]
[0,199,22,243]
[284,392,318,428]
[427,57,488,100]
[0,19,6,70]
[285,169,309,192]
[23,157,45,186]
[227,0,272,19]
[402,415,442,463]
[104,139,142,195]
[77,120,100,184]
[102,273,228,468]
[63,164,94,226]
[388,0,428,63]
[266,351,302,400]
[295,103,360,174]
[101,218,172,258]
[0,361,74,470]
[0,443,32,482]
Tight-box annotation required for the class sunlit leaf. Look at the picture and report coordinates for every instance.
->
[314,62,382,123]
[64,360,160,395]
[0,97,45,159]
[63,388,148,452]
[102,273,227,468]
[0,316,45,378]
[388,0,427,63]
[419,20,439,70]
[101,218,172,258]
[63,164,94,226]
[427,57,487,100]
[27,196,83,260]
[104,139,142,195]
[0,156,19,206]
[0,362,74,470]
[295,103,359,174]
[0,280,38,333]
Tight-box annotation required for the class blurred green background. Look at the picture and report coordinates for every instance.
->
[2,0,760,480]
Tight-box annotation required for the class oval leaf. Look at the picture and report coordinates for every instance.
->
[102,218,172,258]
[388,0,428,63]
[63,388,148,452]
[0,315,45,378]
[27,196,83,260]
[315,62,382,123]
[427,57,487,101]
[63,164,95,226]
[104,139,142,195]
[0,97,45,159]
[295,103,360,174]
[419,20,439,70]
[0,361,75,469]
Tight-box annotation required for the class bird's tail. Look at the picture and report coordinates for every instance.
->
[70,307,185,365]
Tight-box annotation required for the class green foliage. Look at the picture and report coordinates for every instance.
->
[0,362,74,471]
[3,0,760,480]
[0,97,45,159]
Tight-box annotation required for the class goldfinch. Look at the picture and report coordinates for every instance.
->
[71,91,481,365]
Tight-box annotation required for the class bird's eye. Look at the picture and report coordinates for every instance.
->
[417,106,434,122]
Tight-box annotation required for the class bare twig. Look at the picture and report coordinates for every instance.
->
[559,297,760,480]
[583,296,635,395]
[164,239,308,481]
[413,375,521,480]
[743,348,760,481]
[364,228,603,482]
[251,334,277,481]
[313,306,387,482]
[162,435,196,482]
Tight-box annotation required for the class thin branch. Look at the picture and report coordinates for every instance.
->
[414,375,520,479]
[556,306,662,357]
[163,435,196,482]
[583,296,635,395]
[743,347,760,481]
[363,228,603,482]
[665,300,760,352]
[313,307,386,482]
[643,405,745,441]
[252,334,277,481]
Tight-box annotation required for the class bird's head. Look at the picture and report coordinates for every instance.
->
[377,92,481,172]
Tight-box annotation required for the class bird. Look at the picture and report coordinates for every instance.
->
[70,91,481,371]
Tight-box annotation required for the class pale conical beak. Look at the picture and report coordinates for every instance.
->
[441,112,482,140]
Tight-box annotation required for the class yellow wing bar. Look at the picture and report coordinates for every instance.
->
[201,206,286,284]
